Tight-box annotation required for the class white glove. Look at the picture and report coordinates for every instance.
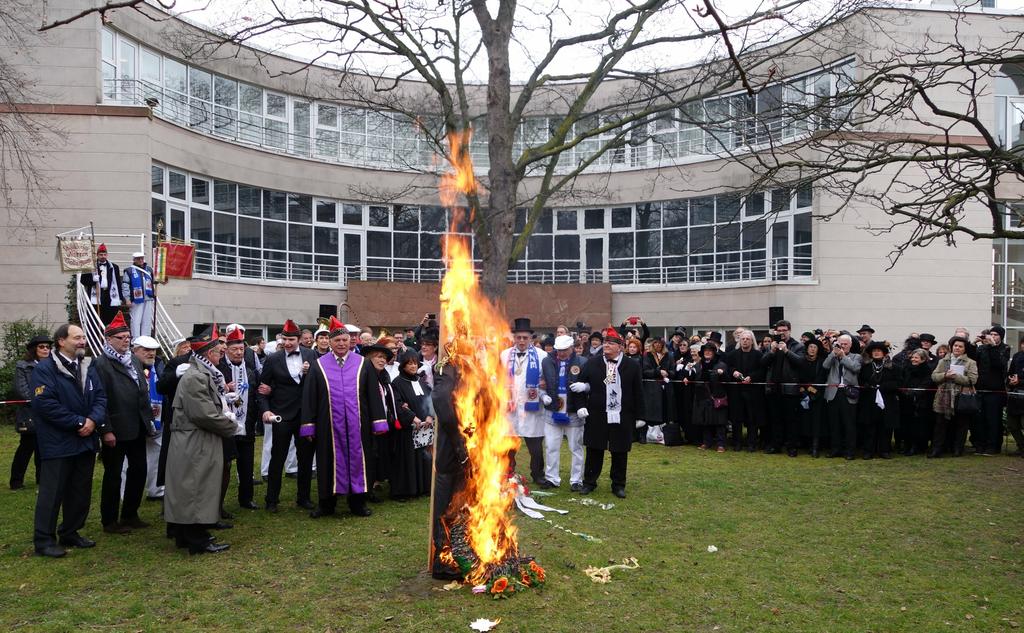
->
[636,419,646,429]
[175,364,189,378]
[570,382,590,393]
[676,363,685,372]
[540,394,553,406]
[576,408,589,419]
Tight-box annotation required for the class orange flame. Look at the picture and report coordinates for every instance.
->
[439,129,519,584]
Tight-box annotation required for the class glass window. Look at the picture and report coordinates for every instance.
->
[420,233,443,261]
[214,182,236,212]
[744,192,764,217]
[239,217,261,247]
[663,200,687,227]
[190,208,212,242]
[342,203,362,225]
[102,29,114,61]
[316,200,336,224]
[188,68,212,101]
[164,59,186,94]
[369,206,390,227]
[169,171,186,200]
[288,194,312,224]
[289,223,312,253]
[537,209,553,233]
[609,233,634,258]
[264,221,287,250]
[314,227,338,254]
[367,231,391,257]
[394,233,418,259]
[191,178,210,205]
[117,40,136,82]
[263,190,287,220]
[635,203,661,230]
[797,182,813,208]
[717,195,742,223]
[214,76,237,107]
[611,207,632,229]
[292,101,311,155]
[528,234,553,260]
[771,188,792,214]
[421,206,446,232]
[716,223,740,252]
[636,230,661,257]
[794,212,812,244]
[556,209,577,231]
[266,93,286,118]
[214,106,237,137]
[690,226,714,254]
[394,206,419,231]
[169,208,185,241]
[214,212,236,244]
[554,235,580,260]
[691,197,714,225]
[239,186,260,217]
[151,165,163,194]
[584,208,604,229]
[239,84,262,114]
[514,209,527,233]
[151,199,165,235]
[140,49,160,86]
[742,219,767,249]
[662,227,687,255]
[317,104,338,127]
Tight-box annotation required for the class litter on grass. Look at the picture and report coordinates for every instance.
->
[707,545,719,553]
[584,557,640,583]
[568,497,615,510]
[469,618,500,631]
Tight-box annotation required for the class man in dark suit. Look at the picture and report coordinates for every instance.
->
[219,327,261,511]
[257,319,317,512]
[93,312,154,534]
[30,323,107,557]
[79,243,123,325]
[571,326,645,498]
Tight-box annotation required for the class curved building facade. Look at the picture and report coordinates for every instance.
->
[2,0,1019,344]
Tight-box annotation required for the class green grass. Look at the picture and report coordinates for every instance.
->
[0,432,1021,632]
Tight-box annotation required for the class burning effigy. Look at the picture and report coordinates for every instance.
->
[426,131,545,597]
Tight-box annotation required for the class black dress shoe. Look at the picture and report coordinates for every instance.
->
[252,479,264,486]
[351,506,373,517]
[539,480,558,489]
[121,517,150,529]
[611,486,626,499]
[220,509,235,520]
[787,449,798,458]
[863,453,874,460]
[211,521,233,530]
[265,503,278,513]
[285,472,297,479]
[880,452,892,460]
[827,451,842,458]
[103,522,131,534]
[765,447,779,455]
[189,542,230,555]
[10,481,25,490]
[35,544,67,558]
[239,501,259,510]
[569,483,584,493]
[296,500,315,510]
[844,454,855,461]
[59,533,96,548]
[309,507,335,519]
[366,492,382,504]
[579,484,596,495]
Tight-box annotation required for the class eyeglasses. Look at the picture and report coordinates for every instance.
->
[112,334,132,341]
[35,344,51,349]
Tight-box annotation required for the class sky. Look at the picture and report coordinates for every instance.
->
[160,0,1024,83]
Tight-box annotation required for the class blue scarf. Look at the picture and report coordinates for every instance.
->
[553,358,570,424]
[509,347,542,412]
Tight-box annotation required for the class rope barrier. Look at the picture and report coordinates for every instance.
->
[636,378,1017,395]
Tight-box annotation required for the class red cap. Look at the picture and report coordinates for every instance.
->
[281,319,301,337]
[97,243,108,254]
[190,321,220,353]
[104,312,129,337]
[602,326,622,344]
[225,326,246,345]
[328,316,346,336]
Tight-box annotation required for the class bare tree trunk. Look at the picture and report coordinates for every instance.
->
[474,0,517,303]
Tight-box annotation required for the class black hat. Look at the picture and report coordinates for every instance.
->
[804,338,825,354]
[589,331,604,343]
[541,335,555,348]
[190,322,221,354]
[420,328,439,344]
[991,325,1006,339]
[26,334,52,350]
[857,324,875,334]
[813,328,824,336]
[707,331,723,345]
[192,322,213,338]
[673,327,687,337]
[919,333,936,344]
[699,342,718,355]
[361,338,395,362]
[864,340,889,356]
[511,317,533,334]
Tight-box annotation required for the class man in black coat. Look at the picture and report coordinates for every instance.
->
[93,312,154,533]
[725,331,770,451]
[30,324,107,557]
[571,327,645,498]
[258,319,318,512]
[156,341,191,492]
[428,359,469,579]
[975,325,1011,455]
[79,243,123,325]
[765,320,804,455]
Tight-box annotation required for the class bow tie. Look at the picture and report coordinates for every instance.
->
[288,351,300,356]
[606,358,618,364]
[516,352,526,357]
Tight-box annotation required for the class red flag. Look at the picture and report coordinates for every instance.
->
[160,242,194,279]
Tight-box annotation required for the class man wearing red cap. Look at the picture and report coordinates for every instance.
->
[571,326,646,498]
[79,243,122,325]
[257,319,317,512]
[301,317,388,518]
[93,312,154,534]
[219,327,260,511]
[165,323,237,554]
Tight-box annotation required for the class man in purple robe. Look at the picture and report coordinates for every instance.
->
[301,317,387,518]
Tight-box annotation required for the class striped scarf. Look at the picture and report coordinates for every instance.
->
[194,352,227,396]
[103,342,138,381]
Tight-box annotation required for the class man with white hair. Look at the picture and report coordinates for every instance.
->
[724,330,769,451]
[823,334,862,460]
[539,335,587,491]
[121,251,156,339]
[132,336,164,501]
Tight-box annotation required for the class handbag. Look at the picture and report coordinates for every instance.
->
[705,384,728,409]
[956,388,980,415]
[662,422,684,446]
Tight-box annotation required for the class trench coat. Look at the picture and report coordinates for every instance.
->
[164,357,237,525]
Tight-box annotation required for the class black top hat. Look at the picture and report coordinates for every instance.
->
[707,331,723,344]
[919,333,936,344]
[864,340,889,355]
[857,324,875,334]
[511,317,533,333]
[192,322,213,338]
[26,334,53,350]
[420,327,439,344]
[588,331,604,343]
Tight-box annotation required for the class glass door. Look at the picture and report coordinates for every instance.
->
[341,232,364,284]
[584,236,606,283]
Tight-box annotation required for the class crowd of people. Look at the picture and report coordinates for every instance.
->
[9,308,1023,561]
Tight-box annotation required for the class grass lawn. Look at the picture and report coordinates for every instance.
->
[0,431,1021,632]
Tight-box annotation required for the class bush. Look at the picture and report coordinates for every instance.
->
[0,318,51,424]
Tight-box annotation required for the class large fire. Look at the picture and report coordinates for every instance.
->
[437,130,521,586]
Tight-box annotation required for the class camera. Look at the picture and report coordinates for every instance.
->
[773,334,783,343]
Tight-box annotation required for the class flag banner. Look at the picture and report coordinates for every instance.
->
[158,242,194,279]
[57,237,96,272]
[153,245,168,283]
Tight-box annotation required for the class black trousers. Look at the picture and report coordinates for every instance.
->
[34,452,95,548]
[583,448,628,488]
[265,418,314,505]
[235,438,255,506]
[978,393,1006,453]
[769,393,802,449]
[100,437,147,526]
[170,523,213,549]
[317,492,369,515]
[510,436,545,484]
[933,412,970,455]
[828,397,858,455]
[702,425,727,448]
[10,432,40,487]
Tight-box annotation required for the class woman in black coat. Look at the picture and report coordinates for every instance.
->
[10,335,50,489]
[796,338,827,457]
[685,343,729,451]
[642,338,676,425]
[858,341,901,459]
[901,348,936,456]
[391,351,432,498]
